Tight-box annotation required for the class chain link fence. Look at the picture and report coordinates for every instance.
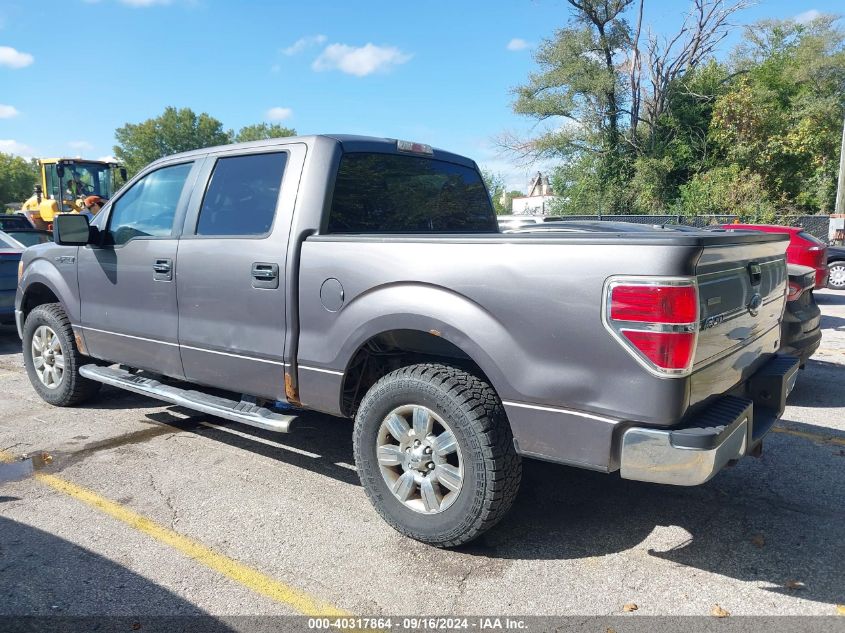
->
[550,214,831,242]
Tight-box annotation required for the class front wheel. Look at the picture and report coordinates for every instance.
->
[828,262,845,290]
[22,303,100,406]
[353,364,521,547]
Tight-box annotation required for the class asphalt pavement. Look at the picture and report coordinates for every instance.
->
[1,291,844,627]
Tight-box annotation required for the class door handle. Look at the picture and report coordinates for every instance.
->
[153,258,173,281]
[251,262,279,289]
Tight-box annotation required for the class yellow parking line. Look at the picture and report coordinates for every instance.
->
[772,426,845,447]
[0,450,348,616]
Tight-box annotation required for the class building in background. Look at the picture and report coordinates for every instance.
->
[509,172,559,215]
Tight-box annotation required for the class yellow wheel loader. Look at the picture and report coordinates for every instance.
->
[20,158,127,230]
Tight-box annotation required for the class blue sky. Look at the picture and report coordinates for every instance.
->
[0,0,841,189]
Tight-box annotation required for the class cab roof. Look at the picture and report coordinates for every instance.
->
[150,134,478,169]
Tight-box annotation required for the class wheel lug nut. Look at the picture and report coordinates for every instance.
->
[414,440,421,447]
[424,447,432,454]
[428,462,435,470]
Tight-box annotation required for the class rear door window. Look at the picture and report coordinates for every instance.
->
[195,152,287,237]
[327,153,496,233]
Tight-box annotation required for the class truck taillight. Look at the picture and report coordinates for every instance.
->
[603,277,699,377]
[786,281,803,302]
[610,285,697,323]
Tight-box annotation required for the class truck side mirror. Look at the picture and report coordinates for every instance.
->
[54,214,91,246]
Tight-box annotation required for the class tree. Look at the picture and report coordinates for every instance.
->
[709,15,845,212]
[481,168,508,214]
[0,153,37,205]
[114,107,231,176]
[232,123,297,143]
[506,0,748,214]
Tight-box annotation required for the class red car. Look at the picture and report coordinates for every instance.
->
[721,224,828,289]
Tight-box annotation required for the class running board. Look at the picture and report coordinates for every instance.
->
[79,364,296,433]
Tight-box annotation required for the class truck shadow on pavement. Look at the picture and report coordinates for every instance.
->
[463,419,845,606]
[815,291,845,306]
[134,397,845,607]
[784,359,845,408]
[0,516,234,628]
[144,408,361,487]
[0,326,22,355]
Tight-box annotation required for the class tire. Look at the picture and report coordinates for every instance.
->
[828,261,845,290]
[353,363,521,547]
[22,303,101,407]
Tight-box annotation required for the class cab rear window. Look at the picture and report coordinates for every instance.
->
[327,153,496,233]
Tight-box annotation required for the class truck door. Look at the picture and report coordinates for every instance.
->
[77,160,199,377]
[175,144,305,400]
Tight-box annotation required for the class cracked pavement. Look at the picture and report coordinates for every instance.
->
[0,291,843,618]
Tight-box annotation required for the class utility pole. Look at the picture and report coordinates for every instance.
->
[836,113,845,214]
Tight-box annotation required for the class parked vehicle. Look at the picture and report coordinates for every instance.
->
[505,220,665,234]
[0,231,25,324]
[20,158,127,230]
[16,135,798,546]
[782,264,821,365]
[0,215,35,231]
[721,224,828,289]
[496,214,561,231]
[2,229,52,247]
[827,245,845,290]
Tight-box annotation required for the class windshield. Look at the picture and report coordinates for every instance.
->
[6,230,52,247]
[0,231,24,250]
[44,161,119,204]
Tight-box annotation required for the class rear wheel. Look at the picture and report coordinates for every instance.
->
[828,262,845,290]
[22,303,100,406]
[353,363,521,547]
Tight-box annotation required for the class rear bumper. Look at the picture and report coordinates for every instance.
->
[620,355,799,486]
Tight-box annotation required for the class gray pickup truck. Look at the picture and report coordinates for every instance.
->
[15,135,798,547]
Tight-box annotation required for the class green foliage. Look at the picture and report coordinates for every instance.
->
[232,123,297,143]
[511,3,845,217]
[114,108,300,177]
[114,107,231,177]
[549,154,630,215]
[0,153,38,205]
[709,16,845,213]
[511,0,632,195]
[677,165,776,220]
[480,169,508,214]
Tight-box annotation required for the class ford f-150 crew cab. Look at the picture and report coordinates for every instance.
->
[15,135,798,547]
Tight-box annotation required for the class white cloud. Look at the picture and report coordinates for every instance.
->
[312,43,411,77]
[0,139,35,158]
[0,46,33,69]
[794,9,821,24]
[0,104,19,118]
[69,140,94,151]
[282,34,326,56]
[98,155,118,162]
[506,38,530,51]
[266,107,293,121]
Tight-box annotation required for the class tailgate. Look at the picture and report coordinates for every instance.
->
[694,239,788,368]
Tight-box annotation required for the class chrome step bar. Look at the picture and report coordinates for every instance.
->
[79,364,296,433]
